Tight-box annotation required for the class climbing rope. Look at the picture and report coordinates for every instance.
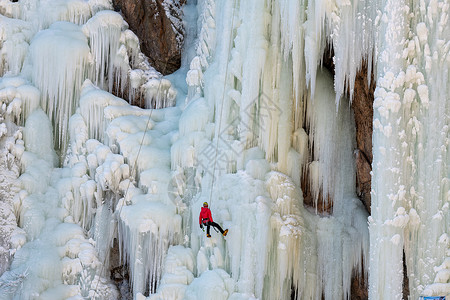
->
[207,0,237,208]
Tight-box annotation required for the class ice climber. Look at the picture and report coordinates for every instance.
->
[199,202,228,238]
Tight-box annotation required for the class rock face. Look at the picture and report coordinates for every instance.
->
[301,175,334,214]
[352,62,375,214]
[112,0,185,74]
[351,270,369,300]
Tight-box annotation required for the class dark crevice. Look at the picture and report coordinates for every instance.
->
[403,250,410,299]
[322,43,335,76]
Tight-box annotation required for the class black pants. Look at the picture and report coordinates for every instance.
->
[203,221,224,235]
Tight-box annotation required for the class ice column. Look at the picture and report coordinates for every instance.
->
[369,0,411,297]
[401,0,449,297]
[370,0,449,298]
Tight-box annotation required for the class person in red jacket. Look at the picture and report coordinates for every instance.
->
[199,202,228,238]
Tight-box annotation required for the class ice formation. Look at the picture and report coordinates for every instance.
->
[0,0,448,299]
[0,80,22,278]
[1,0,177,159]
[369,0,450,298]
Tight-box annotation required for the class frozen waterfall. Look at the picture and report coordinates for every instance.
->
[0,0,448,299]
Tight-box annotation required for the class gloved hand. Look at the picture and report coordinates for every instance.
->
[200,224,203,229]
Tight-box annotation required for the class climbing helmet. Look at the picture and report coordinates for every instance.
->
[203,202,208,207]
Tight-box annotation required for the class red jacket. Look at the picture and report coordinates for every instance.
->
[199,207,213,224]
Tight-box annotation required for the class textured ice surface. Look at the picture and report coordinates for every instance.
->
[0,0,448,299]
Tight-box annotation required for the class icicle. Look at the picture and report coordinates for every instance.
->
[82,10,124,92]
[143,78,177,109]
[27,21,92,158]
[305,69,356,209]
[2,0,112,32]
[118,199,182,296]
[141,246,194,299]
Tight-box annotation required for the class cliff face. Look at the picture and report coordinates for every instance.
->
[112,0,185,74]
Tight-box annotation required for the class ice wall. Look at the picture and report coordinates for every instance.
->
[180,0,448,298]
[64,80,185,297]
[370,0,450,298]
[109,107,183,296]
[0,0,447,299]
[166,0,371,298]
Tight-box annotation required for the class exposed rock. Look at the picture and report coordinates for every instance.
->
[403,250,410,299]
[301,174,333,214]
[110,238,132,299]
[352,61,375,214]
[112,0,185,74]
[351,269,369,300]
[355,149,372,213]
